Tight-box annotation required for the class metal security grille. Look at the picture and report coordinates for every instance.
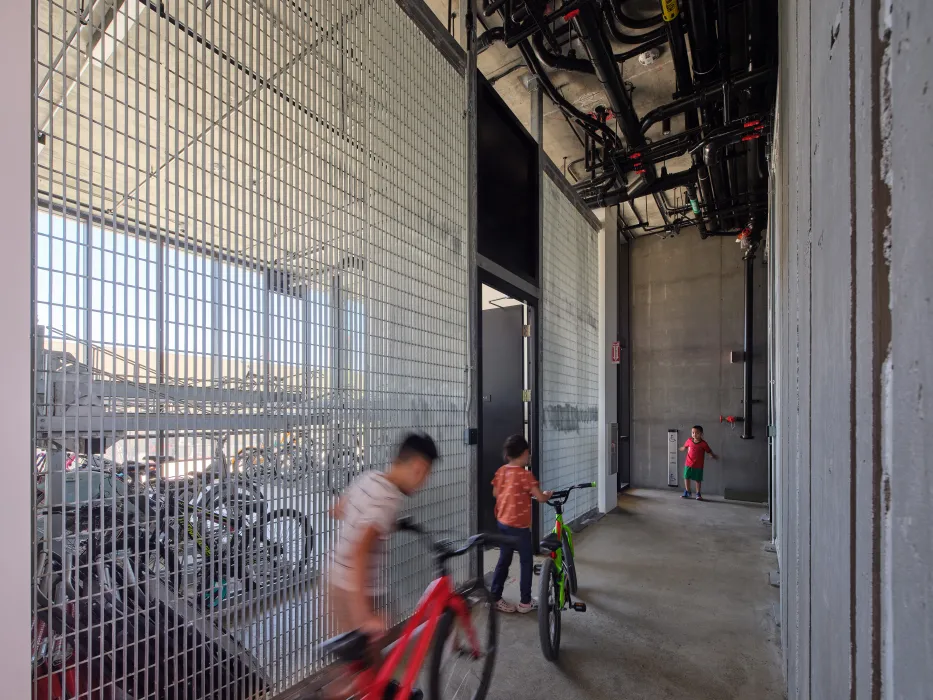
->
[540,174,599,531]
[33,0,466,696]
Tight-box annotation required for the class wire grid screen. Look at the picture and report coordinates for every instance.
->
[32,0,467,697]
[539,174,599,532]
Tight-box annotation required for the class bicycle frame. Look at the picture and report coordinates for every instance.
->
[548,513,572,608]
[541,482,594,610]
[350,575,478,700]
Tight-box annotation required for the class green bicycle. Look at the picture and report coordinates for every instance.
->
[535,481,596,661]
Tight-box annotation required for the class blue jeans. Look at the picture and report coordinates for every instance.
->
[490,523,533,605]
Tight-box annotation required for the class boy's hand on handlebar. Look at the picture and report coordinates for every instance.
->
[360,615,384,640]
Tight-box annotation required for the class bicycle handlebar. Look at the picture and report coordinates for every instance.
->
[544,481,597,505]
[397,518,518,562]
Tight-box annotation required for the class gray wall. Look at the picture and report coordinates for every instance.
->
[630,230,769,498]
[774,0,933,698]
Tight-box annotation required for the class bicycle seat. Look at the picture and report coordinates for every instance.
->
[319,630,368,663]
[539,532,561,552]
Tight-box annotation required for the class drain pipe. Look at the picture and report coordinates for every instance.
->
[741,249,755,439]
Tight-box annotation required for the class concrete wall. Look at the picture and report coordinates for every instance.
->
[630,230,769,498]
[774,0,933,698]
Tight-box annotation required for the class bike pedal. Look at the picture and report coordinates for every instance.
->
[572,602,587,612]
[533,564,542,576]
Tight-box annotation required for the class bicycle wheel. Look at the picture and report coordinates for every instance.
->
[242,508,313,589]
[428,581,498,700]
[562,532,578,595]
[538,557,562,661]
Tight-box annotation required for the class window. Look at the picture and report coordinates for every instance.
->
[36,212,86,344]
[90,225,158,348]
[164,245,212,354]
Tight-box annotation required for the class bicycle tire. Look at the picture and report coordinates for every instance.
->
[428,582,498,700]
[242,508,313,589]
[538,557,562,661]
[562,532,578,595]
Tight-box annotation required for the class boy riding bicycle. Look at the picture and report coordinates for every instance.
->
[329,433,438,653]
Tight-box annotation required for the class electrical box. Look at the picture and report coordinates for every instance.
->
[730,350,746,363]
[667,429,679,487]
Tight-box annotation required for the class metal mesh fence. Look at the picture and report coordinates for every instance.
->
[32,0,466,696]
[539,174,599,531]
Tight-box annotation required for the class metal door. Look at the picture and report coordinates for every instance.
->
[480,304,525,533]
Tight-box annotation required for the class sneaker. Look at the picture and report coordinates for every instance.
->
[495,599,517,613]
[517,599,538,614]
[695,493,704,501]
[682,490,691,498]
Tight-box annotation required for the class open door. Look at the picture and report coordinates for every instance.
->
[479,289,527,534]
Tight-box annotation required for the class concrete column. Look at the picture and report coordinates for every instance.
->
[0,0,33,694]
[598,208,619,513]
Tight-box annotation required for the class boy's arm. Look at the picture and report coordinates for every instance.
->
[348,524,384,634]
[330,495,345,520]
[706,443,719,459]
[678,446,686,452]
[529,478,553,503]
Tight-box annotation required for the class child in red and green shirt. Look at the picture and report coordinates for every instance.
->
[679,425,718,500]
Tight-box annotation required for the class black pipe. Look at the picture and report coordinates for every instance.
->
[683,0,719,82]
[639,66,776,132]
[613,0,663,29]
[694,153,719,230]
[664,13,695,113]
[716,0,731,93]
[701,125,761,164]
[477,27,504,52]
[488,61,525,84]
[501,0,589,47]
[685,184,708,238]
[532,33,594,73]
[572,6,647,150]
[741,252,754,439]
[614,33,668,63]
[582,167,698,207]
[603,3,667,45]
[516,40,621,148]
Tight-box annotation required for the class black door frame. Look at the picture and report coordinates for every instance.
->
[617,240,632,490]
[476,266,541,551]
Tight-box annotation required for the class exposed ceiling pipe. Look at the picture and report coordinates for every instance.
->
[613,33,668,62]
[639,66,776,132]
[613,0,663,29]
[531,32,594,73]
[660,6,696,128]
[602,4,667,45]
[682,0,719,83]
[571,7,648,150]
[477,26,504,53]
[582,167,698,208]
[515,40,621,148]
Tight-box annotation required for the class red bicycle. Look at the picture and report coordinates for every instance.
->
[320,519,515,700]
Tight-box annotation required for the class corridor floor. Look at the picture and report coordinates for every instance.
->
[489,489,784,700]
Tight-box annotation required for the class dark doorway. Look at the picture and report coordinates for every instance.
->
[479,286,527,534]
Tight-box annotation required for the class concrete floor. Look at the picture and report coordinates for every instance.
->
[488,488,784,700]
